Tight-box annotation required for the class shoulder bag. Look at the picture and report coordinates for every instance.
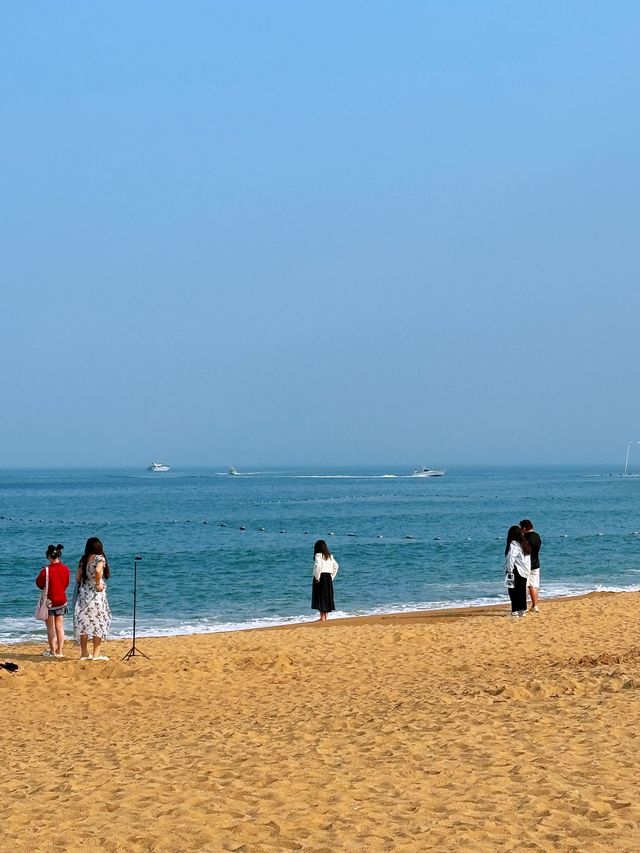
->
[35,566,50,621]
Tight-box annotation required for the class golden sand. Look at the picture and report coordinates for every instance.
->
[2,592,640,852]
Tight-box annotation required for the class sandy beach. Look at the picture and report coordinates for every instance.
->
[2,592,640,852]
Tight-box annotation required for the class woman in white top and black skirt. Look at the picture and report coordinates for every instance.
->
[312,539,339,622]
[504,525,531,618]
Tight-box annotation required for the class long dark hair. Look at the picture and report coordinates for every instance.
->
[314,539,331,560]
[79,537,110,582]
[505,525,531,556]
[46,543,64,561]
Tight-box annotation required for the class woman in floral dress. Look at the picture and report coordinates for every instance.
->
[74,537,112,661]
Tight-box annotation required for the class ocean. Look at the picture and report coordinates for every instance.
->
[1,466,639,644]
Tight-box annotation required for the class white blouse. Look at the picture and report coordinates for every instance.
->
[313,554,339,582]
[505,541,531,580]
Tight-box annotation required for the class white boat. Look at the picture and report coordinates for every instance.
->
[148,462,170,472]
[228,466,238,475]
[412,466,446,477]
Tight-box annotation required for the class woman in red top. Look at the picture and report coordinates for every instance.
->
[35,544,71,658]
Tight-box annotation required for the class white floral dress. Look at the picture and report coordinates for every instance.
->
[73,556,112,640]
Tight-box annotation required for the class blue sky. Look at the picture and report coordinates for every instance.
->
[2,2,639,467]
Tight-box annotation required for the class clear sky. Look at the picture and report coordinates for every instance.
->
[2,2,639,468]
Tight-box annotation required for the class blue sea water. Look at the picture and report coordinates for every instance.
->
[1,466,639,644]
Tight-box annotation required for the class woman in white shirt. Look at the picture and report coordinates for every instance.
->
[312,539,339,622]
[504,525,531,618]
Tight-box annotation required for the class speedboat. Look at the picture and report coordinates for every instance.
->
[228,466,238,475]
[148,462,170,472]
[412,466,446,477]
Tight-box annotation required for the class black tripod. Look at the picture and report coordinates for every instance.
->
[122,556,150,661]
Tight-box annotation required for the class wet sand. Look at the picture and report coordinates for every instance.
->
[2,591,640,852]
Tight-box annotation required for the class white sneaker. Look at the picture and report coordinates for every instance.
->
[80,655,93,661]
[529,605,539,613]
[92,655,110,662]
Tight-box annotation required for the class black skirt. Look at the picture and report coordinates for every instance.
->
[312,573,335,612]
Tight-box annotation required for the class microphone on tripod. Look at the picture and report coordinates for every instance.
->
[122,555,150,661]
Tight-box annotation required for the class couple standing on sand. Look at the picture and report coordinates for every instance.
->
[35,537,112,659]
[504,519,542,618]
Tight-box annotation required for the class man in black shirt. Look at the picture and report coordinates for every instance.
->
[520,519,542,612]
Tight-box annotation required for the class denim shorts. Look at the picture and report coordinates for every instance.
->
[48,605,69,617]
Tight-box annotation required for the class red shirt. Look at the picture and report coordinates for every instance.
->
[35,563,71,608]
